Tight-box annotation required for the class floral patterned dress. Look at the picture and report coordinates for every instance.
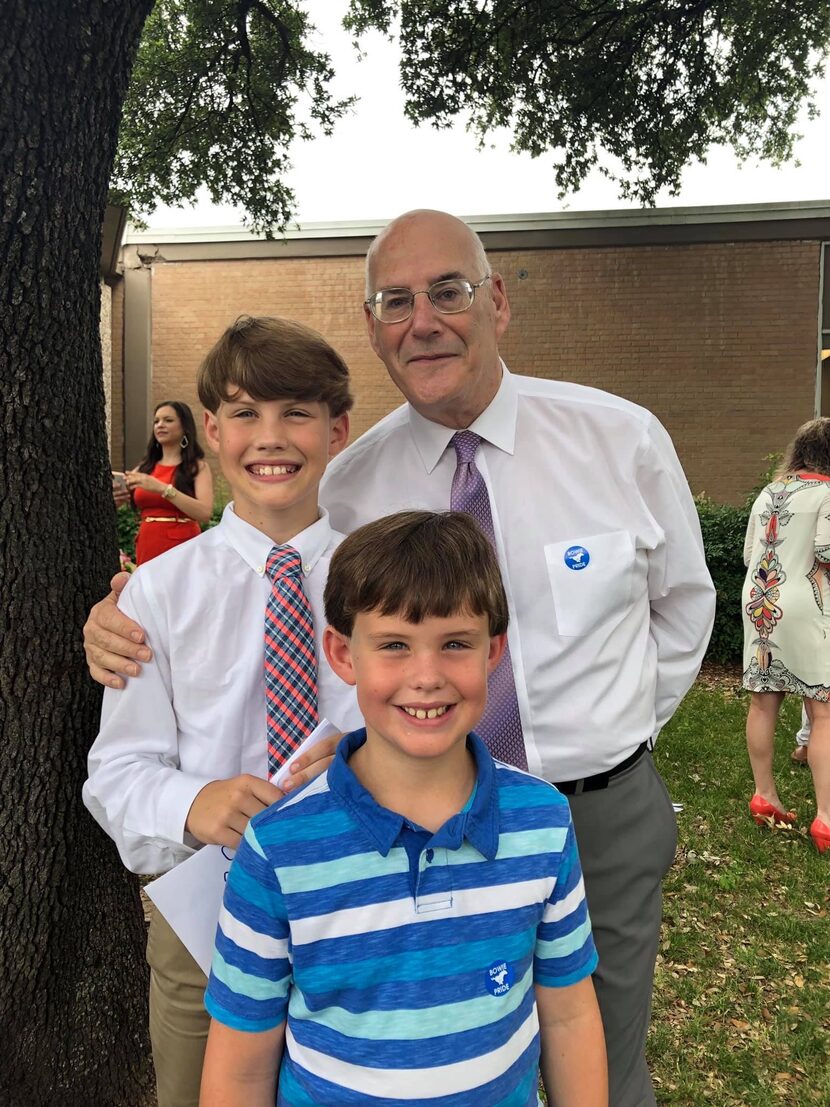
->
[742,472,830,699]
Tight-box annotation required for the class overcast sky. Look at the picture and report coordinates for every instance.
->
[147,2,830,230]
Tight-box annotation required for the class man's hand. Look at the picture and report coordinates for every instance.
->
[83,573,151,689]
[186,775,284,849]
[280,732,342,793]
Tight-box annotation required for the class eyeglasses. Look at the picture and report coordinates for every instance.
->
[364,276,491,324]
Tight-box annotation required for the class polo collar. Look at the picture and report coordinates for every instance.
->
[328,729,500,860]
[407,362,518,474]
[219,502,333,579]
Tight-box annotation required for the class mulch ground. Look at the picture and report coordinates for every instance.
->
[695,660,743,695]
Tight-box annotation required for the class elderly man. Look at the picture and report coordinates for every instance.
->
[86,210,714,1107]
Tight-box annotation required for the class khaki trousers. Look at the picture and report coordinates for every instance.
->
[146,906,210,1107]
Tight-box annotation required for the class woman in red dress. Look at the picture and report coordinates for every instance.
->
[124,401,214,565]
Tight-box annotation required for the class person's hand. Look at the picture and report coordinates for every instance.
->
[125,470,166,494]
[83,573,152,689]
[280,732,343,793]
[111,472,131,508]
[185,775,284,849]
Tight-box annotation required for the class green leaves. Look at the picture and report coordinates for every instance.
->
[346,0,830,203]
[111,0,355,236]
[111,1,830,232]
[695,494,749,665]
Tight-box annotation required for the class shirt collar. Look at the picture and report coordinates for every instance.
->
[218,502,334,579]
[328,729,499,860]
[407,361,518,474]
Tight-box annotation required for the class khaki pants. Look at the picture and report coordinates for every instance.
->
[146,906,210,1107]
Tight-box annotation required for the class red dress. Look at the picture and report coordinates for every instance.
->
[133,463,201,565]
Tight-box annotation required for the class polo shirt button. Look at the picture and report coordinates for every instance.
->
[426,849,434,863]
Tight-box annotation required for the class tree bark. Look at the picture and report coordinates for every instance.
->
[0,2,156,1102]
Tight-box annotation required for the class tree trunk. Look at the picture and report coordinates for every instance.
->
[0,3,156,1103]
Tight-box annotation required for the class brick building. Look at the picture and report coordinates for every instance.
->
[108,201,830,505]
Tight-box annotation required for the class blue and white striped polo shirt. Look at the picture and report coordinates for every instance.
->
[205,730,598,1105]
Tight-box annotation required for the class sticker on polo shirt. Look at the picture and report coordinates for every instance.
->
[563,545,590,570]
[486,961,514,997]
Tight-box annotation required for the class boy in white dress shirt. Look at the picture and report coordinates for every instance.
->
[83,315,362,1107]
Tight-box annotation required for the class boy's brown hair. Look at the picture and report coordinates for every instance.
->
[197,315,353,416]
[325,511,509,636]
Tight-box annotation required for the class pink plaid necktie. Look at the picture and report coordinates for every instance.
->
[264,545,319,779]
[450,431,527,770]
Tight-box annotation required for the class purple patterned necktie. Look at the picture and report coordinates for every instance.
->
[450,431,528,770]
[264,545,319,780]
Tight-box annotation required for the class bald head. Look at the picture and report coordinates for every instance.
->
[365,210,491,298]
[361,208,510,430]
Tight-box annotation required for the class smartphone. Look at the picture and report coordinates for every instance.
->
[112,471,128,492]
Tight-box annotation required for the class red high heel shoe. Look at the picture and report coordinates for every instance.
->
[810,818,830,853]
[749,794,796,827]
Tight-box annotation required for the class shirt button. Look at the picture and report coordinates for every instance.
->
[426,849,434,863]
[256,566,264,575]
[303,564,311,573]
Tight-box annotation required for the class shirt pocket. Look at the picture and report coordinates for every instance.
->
[544,530,636,637]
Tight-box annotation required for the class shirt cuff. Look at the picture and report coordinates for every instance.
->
[151,770,218,846]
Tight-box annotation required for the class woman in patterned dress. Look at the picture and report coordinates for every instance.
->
[742,418,830,853]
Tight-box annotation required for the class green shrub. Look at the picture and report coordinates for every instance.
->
[116,504,139,561]
[695,496,749,665]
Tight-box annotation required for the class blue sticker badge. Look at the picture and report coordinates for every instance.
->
[564,545,590,570]
[486,961,514,997]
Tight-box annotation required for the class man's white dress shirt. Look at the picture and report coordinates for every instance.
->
[83,505,361,874]
[320,366,715,783]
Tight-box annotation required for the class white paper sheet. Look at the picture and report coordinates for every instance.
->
[145,842,233,976]
[272,717,341,790]
[144,717,342,975]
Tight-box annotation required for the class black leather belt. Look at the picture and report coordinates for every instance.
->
[553,741,649,795]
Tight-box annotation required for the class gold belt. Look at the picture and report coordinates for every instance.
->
[142,516,193,524]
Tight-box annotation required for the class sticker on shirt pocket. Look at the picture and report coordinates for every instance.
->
[563,545,590,570]
[545,530,636,637]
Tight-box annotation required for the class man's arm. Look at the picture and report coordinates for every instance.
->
[200,1019,284,1107]
[536,978,607,1107]
[640,416,716,734]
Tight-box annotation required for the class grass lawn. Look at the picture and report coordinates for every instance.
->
[648,673,829,1105]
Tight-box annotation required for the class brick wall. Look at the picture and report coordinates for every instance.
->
[137,238,820,506]
[109,278,125,469]
[99,281,112,452]
[495,240,819,503]
[149,255,402,497]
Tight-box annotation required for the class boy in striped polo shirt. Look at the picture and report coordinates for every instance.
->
[202,511,607,1106]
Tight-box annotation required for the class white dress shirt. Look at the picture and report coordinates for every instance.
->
[83,505,361,874]
[320,365,715,782]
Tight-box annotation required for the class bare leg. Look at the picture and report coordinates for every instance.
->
[745,691,786,808]
[803,699,830,825]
